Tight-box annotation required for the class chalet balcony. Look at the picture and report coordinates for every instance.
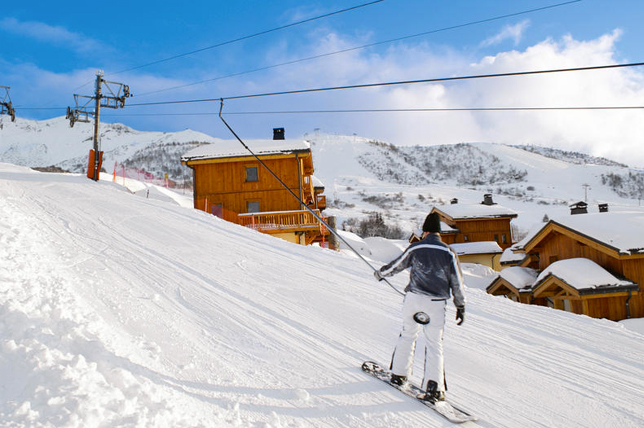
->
[316,195,326,210]
[237,209,324,233]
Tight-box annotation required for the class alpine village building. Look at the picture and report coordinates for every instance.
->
[431,195,518,250]
[181,128,331,247]
[487,207,644,321]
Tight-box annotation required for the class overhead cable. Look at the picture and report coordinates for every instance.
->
[217,100,405,297]
[125,61,644,107]
[101,105,644,118]
[136,0,582,97]
[108,0,385,77]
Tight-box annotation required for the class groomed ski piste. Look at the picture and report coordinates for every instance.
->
[1,162,644,427]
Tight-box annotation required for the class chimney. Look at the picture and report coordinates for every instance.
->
[482,194,495,206]
[598,203,609,213]
[570,201,588,215]
[273,127,285,140]
[450,198,458,204]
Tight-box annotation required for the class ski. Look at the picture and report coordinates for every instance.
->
[361,361,478,424]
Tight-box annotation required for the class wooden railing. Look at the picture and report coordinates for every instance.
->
[195,199,326,235]
[237,209,323,233]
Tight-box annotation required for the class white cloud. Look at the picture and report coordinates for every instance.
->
[0,17,104,54]
[247,27,644,167]
[481,20,531,47]
[4,26,644,168]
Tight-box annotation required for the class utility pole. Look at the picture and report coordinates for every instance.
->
[0,86,16,122]
[66,70,130,181]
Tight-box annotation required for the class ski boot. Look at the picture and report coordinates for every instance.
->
[417,380,445,403]
[390,374,407,387]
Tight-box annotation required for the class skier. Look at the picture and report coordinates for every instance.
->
[374,211,466,403]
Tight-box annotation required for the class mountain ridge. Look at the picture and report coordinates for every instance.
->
[2,117,644,236]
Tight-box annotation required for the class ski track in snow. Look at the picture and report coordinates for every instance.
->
[1,164,644,427]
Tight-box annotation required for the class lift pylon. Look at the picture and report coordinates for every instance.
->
[66,71,131,180]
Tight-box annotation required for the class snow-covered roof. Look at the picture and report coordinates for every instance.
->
[433,203,518,220]
[181,139,311,161]
[500,247,527,264]
[535,258,636,291]
[439,220,459,233]
[522,212,644,255]
[450,241,503,255]
[499,266,539,290]
[311,175,325,188]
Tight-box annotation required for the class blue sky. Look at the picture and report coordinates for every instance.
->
[2,0,644,166]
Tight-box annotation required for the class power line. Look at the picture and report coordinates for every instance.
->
[100,105,644,118]
[24,2,386,107]
[108,0,384,77]
[136,0,582,98]
[124,61,644,108]
[18,61,644,113]
[221,106,644,114]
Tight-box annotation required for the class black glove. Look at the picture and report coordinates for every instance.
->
[373,270,385,281]
[456,306,465,326]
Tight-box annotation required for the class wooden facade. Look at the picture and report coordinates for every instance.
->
[450,242,503,271]
[182,140,329,246]
[490,219,644,321]
[530,274,637,321]
[432,203,517,250]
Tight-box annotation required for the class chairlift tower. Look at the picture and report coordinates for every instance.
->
[0,86,16,122]
[66,70,131,181]
[582,183,591,202]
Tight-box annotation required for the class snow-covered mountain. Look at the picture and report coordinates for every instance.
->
[1,162,643,427]
[3,116,644,238]
[0,116,218,173]
[304,131,644,238]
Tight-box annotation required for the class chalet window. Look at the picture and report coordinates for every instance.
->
[494,234,499,243]
[247,201,260,213]
[463,235,469,242]
[501,234,507,244]
[245,166,258,182]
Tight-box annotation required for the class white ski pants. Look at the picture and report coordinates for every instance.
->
[390,292,446,392]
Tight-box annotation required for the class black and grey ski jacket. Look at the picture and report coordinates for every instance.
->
[378,234,466,307]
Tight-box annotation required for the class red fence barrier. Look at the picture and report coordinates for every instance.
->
[112,162,185,189]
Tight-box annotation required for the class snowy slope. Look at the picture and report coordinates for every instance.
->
[0,116,219,168]
[1,163,643,427]
[306,134,644,236]
[3,118,644,237]
[471,142,628,203]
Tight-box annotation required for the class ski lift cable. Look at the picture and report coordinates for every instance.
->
[135,0,582,98]
[125,61,644,108]
[217,99,404,297]
[20,61,644,112]
[101,105,644,117]
[108,0,385,77]
[23,1,385,113]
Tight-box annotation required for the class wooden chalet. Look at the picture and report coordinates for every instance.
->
[487,266,538,304]
[450,241,503,271]
[181,129,330,246]
[488,211,644,321]
[431,195,518,250]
